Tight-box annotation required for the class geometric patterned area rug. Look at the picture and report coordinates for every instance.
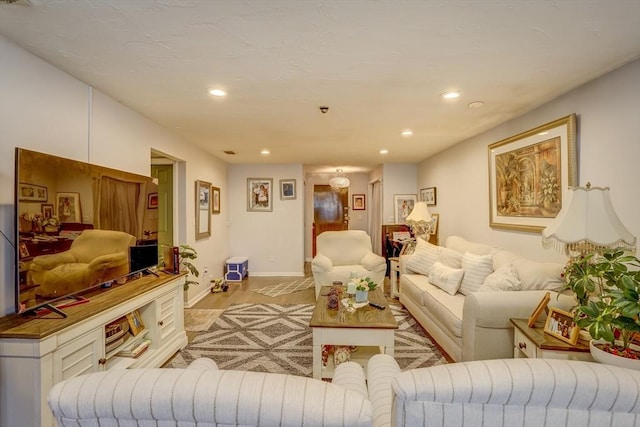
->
[166,303,447,376]
[252,277,316,297]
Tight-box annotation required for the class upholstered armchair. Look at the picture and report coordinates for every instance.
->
[30,229,136,298]
[311,230,386,298]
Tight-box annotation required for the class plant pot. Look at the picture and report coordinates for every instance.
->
[355,290,368,303]
[589,340,640,370]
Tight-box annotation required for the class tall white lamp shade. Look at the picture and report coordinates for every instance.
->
[406,202,434,238]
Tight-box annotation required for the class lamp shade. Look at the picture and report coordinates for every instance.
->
[406,202,433,237]
[542,185,636,256]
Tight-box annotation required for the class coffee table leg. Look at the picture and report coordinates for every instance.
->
[385,330,394,356]
[312,329,322,379]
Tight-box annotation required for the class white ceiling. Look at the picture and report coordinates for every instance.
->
[1,1,639,174]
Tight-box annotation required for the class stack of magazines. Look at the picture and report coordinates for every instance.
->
[116,339,151,358]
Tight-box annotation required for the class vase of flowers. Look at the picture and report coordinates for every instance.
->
[562,249,640,368]
[353,276,377,303]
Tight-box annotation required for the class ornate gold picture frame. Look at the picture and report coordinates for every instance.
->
[488,114,577,232]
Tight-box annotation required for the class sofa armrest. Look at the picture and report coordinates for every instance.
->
[367,354,401,427]
[332,361,368,398]
[398,254,413,274]
[461,290,576,361]
[311,253,333,272]
[392,359,640,425]
[48,368,373,427]
[30,252,77,271]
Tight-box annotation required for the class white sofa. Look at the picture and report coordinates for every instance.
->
[399,235,575,362]
[312,230,386,298]
[47,358,373,426]
[48,355,640,427]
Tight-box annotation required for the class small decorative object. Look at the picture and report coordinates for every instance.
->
[528,291,550,327]
[210,277,226,293]
[147,192,158,209]
[333,346,351,366]
[353,276,377,304]
[327,287,340,310]
[126,309,145,336]
[42,215,60,233]
[543,307,579,345]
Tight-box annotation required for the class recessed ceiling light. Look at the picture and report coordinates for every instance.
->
[260,149,270,155]
[208,88,226,97]
[467,101,485,109]
[441,91,461,100]
[380,149,389,155]
[401,130,413,137]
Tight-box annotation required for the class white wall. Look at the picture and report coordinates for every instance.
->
[417,59,640,263]
[0,36,229,315]
[382,163,417,224]
[229,164,304,276]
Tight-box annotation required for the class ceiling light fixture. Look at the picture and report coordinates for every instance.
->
[468,101,485,109]
[401,130,413,137]
[329,168,350,191]
[441,91,461,100]
[380,149,389,155]
[260,149,270,155]
[208,88,226,97]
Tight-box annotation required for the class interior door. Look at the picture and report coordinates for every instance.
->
[313,185,349,256]
[151,164,173,249]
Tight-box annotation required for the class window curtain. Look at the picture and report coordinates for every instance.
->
[96,175,146,239]
[369,179,382,255]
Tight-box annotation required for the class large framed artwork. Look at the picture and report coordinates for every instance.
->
[247,178,273,212]
[488,114,577,232]
[195,180,211,239]
[393,194,417,224]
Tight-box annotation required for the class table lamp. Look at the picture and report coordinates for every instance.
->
[406,202,434,240]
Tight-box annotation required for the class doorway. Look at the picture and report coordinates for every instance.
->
[312,185,349,256]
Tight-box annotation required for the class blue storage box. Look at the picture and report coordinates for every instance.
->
[225,257,248,281]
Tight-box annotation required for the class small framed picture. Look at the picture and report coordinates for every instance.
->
[41,203,54,219]
[528,291,550,327]
[126,309,145,336]
[420,187,437,206]
[247,178,273,212]
[279,179,296,200]
[18,242,30,259]
[393,194,417,224]
[211,186,221,214]
[544,307,579,345]
[56,192,82,223]
[352,194,365,210]
[147,193,158,209]
[18,182,48,202]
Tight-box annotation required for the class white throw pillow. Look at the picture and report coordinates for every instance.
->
[459,252,494,295]
[405,238,441,276]
[478,263,522,292]
[428,262,464,295]
[438,247,463,269]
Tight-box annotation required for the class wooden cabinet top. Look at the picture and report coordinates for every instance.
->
[0,272,185,340]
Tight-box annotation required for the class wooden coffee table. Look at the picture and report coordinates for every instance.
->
[309,286,398,379]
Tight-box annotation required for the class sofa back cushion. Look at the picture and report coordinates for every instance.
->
[405,238,441,275]
[459,252,493,295]
[315,230,374,266]
[494,249,564,290]
[445,236,493,256]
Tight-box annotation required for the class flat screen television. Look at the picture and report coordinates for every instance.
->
[129,244,160,275]
[15,148,159,315]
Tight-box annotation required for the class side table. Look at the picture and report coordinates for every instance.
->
[510,318,593,361]
[389,257,400,297]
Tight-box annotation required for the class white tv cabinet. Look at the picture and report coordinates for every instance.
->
[0,272,188,427]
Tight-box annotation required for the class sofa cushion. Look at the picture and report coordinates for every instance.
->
[405,238,441,275]
[422,282,465,338]
[513,258,564,290]
[459,252,494,295]
[400,273,432,306]
[438,247,463,269]
[478,263,522,292]
[445,235,493,256]
[428,262,464,295]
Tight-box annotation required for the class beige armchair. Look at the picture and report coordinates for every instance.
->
[311,230,386,298]
[30,229,136,298]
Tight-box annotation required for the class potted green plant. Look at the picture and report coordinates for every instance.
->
[561,249,640,366]
[354,277,377,303]
[179,244,200,291]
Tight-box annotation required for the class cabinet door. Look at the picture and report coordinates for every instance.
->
[53,328,104,383]
[157,291,178,342]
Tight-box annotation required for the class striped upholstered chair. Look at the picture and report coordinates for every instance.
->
[47,358,373,426]
[367,354,640,427]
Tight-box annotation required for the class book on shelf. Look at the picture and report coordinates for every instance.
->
[163,245,180,274]
[116,339,151,358]
[105,336,125,353]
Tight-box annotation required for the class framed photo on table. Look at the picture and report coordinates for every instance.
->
[488,114,577,232]
[544,307,579,345]
[126,309,145,336]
